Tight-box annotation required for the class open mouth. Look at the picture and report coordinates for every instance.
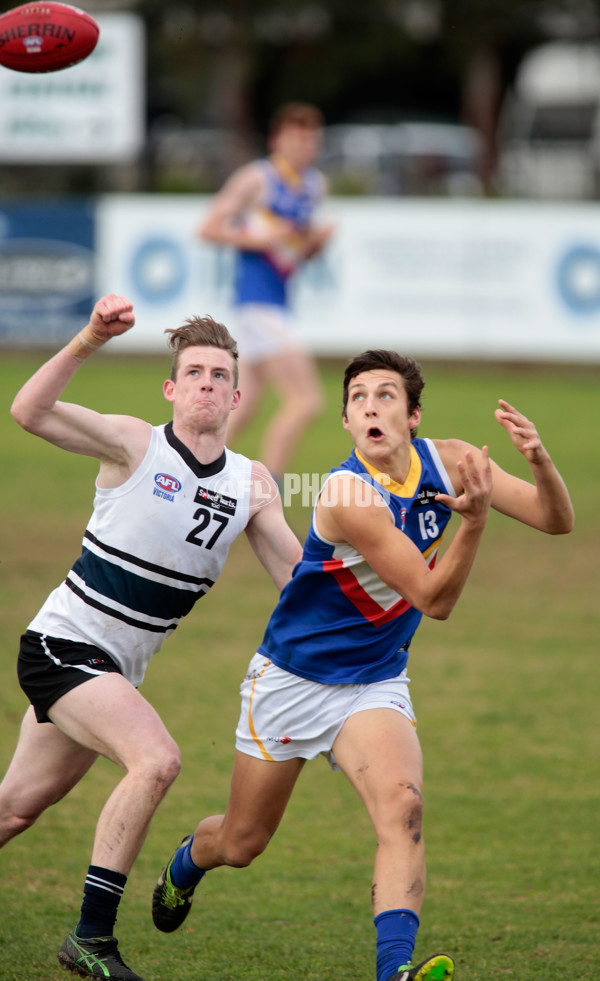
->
[368,427,384,440]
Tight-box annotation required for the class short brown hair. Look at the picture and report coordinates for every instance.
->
[342,350,425,438]
[269,102,324,137]
[165,316,239,385]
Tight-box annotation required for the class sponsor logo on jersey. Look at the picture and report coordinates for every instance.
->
[194,485,236,515]
[265,735,293,744]
[154,473,182,493]
[414,486,442,508]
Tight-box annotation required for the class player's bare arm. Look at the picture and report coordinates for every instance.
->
[434,400,574,534]
[316,448,492,620]
[197,165,261,246]
[198,165,295,251]
[198,165,292,252]
[10,294,151,483]
[244,461,303,591]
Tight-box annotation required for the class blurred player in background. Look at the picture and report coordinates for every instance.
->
[0,293,302,981]
[198,101,335,484]
[152,350,574,981]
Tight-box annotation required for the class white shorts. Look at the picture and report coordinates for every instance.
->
[235,653,416,771]
[233,303,303,362]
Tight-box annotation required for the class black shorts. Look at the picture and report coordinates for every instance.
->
[18,630,123,724]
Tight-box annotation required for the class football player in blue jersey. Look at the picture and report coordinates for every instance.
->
[198,102,335,483]
[1,293,302,981]
[153,349,574,981]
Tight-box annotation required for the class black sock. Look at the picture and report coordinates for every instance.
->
[76,865,127,939]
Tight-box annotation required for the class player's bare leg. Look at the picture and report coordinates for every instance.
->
[152,751,304,932]
[333,708,426,917]
[46,674,180,981]
[332,710,453,981]
[48,673,181,874]
[193,751,305,867]
[225,348,323,479]
[258,349,324,478]
[0,705,98,845]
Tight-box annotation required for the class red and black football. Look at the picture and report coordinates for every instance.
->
[0,3,99,73]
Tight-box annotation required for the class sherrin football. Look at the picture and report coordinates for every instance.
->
[0,3,99,73]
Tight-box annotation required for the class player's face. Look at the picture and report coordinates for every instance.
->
[343,369,421,464]
[272,123,322,170]
[163,346,240,431]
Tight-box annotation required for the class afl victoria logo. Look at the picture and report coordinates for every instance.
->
[154,473,181,493]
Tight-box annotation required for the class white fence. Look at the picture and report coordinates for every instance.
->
[2,195,600,362]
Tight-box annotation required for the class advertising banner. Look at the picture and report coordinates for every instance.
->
[95,195,600,362]
[0,199,95,345]
[0,14,145,163]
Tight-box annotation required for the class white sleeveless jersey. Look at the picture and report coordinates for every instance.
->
[29,423,253,686]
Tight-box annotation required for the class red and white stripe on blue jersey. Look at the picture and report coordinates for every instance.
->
[322,535,438,629]
[259,438,456,685]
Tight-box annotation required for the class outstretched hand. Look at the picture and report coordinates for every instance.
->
[435,445,493,524]
[88,294,135,341]
[495,399,547,464]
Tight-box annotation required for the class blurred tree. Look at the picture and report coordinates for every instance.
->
[2,0,597,193]
[137,0,597,190]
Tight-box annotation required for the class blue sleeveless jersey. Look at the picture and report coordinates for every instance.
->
[234,156,324,308]
[259,439,456,684]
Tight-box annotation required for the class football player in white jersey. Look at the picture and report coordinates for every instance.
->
[152,349,574,981]
[1,293,302,981]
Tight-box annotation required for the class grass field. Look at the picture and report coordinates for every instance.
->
[1,351,598,981]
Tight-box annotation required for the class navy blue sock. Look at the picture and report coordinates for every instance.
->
[374,908,420,981]
[169,836,206,890]
[76,865,127,939]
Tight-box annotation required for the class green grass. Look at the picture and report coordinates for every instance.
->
[0,351,598,981]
